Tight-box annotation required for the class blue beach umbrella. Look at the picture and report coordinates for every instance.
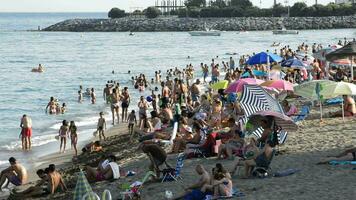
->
[246,52,283,65]
[281,58,308,69]
[241,70,267,77]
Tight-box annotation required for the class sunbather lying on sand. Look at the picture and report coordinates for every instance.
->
[84,155,120,183]
[317,147,356,164]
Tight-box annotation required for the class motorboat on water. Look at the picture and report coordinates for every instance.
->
[273,27,299,35]
[189,30,221,36]
[189,23,221,36]
[129,32,134,36]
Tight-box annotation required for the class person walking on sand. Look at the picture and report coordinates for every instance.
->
[90,88,96,104]
[0,157,28,191]
[97,112,106,141]
[20,114,32,151]
[128,110,137,140]
[58,120,69,153]
[121,87,130,122]
[69,121,78,156]
[110,88,121,125]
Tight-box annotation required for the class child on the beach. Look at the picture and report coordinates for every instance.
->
[59,120,69,153]
[97,112,106,140]
[69,121,78,156]
[128,110,137,139]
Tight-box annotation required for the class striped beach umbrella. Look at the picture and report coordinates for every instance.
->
[248,111,298,132]
[240,85,289,143]
[73,170,94,200]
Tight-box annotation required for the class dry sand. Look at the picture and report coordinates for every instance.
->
[7,106,356,200]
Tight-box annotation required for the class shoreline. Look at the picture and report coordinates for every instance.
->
[42,16,356,32]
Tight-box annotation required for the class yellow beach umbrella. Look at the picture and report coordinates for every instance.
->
[210,80,229,90]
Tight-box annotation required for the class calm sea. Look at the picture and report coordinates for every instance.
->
[0,12,355,168]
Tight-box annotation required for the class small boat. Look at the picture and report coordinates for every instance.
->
[273,27,299,35]
[129,32,134,36]
[189,23,221,36]
[189,30,221,36]
[31,68,44,73]
[271,42,281,47]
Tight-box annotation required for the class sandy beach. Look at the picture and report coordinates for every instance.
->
[10,104,354,200]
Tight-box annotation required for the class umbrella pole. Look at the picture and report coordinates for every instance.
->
[351,55,354,82]
[267,56,270,80]
[342,99,345,122]
[320,100,323,121]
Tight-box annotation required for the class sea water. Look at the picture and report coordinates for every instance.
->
[0,12,355,168]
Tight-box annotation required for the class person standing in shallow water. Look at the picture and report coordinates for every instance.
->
[69,121,78,156]
[58,120,69,153]
[20,114,32,151]
[121,87,130,122]
[91,88,96,104]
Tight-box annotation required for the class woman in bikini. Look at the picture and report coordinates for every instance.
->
[58,120,69,153]
[69,121,78,156]
[45,97,56,114]
[110,88,120,125]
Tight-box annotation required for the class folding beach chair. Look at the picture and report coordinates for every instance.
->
[120,171,156,199]
[292,105,310,123]
[159,122,178,146]
[161,153,185,182]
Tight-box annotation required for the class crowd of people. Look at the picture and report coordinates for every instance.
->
[7,39,356,199]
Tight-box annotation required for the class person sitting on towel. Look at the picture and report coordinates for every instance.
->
[84,155,120,183]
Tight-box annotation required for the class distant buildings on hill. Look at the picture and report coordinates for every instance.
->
[335,0,354,4]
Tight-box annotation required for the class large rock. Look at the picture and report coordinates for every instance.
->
[42,16,356,32]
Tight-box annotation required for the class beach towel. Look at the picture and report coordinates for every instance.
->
[184,189,205,200]
[109,162,120,179]
[273,168,301,177]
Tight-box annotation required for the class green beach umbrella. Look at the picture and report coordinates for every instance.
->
[293,80,337,100]
[210,80,229,90]
[73,170,95,200]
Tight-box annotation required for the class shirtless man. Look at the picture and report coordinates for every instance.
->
[190,79,201,104]
[103,84,112,104]
[11,169,49,198]
[138,96,149,128]
[172,165,211,200]
[110,88,120,125]
[161,81,170,108]
[0,157,28,191]
[97,112,106,140]
[20,114,32,150]
[47,164,67,194]
[91,88,96,104]
[121,87,130,122]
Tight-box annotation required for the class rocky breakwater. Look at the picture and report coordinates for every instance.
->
[43,15,356,32]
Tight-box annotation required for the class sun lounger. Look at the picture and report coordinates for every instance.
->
[292,105,310,123]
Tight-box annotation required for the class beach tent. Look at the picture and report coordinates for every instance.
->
[245,52,283,65]
[225,78,264,93]
[73,170,96,200]
[326,42,356,80]
[239,85,288,143]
